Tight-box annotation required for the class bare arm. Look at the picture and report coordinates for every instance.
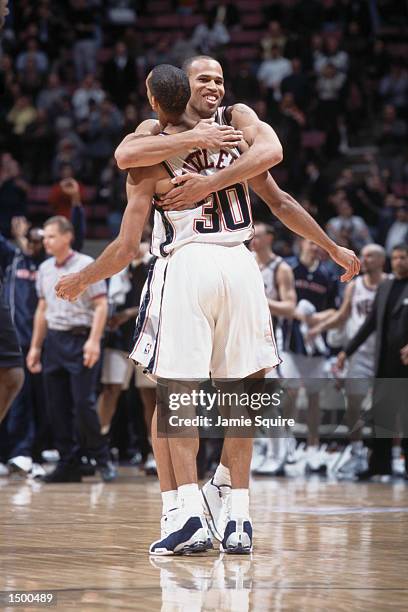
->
[308,282,354,338]
[268,261,297,319]
[88,296,108,344]
[55,169,155,301]
[249,173,360,282]
[209,104,283,189]
[115,119,243,170]
[27,298,47,373]
[83,295,108,369]
[318,283,353,331]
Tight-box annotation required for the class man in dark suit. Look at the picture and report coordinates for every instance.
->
[338,243,408,479]
[102,41,136,109]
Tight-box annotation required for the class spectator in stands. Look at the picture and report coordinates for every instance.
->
[37,73,68,113]
[18,56,45,99]
[232,62,260,105]
[378,62,408,113]
[7,95,37,136]
[86,98,123,176]
[72,74,105,121]
[385,203,408,255]
[191,10,230,55]
[102,41,136,109]
[281,57,310,110]
[367,39,390,82]
[22,108,55,183]
[48,167,86,219]
[257,44,292,105]
[275,92,305,190]
[69,0,100,82]
[327,199,372,251]
[314,36,349,74]
[316,62,346,156]
[16,38,49,74]
[169,31,197,69]
[304,162,330,217]
[52,137,84,181]
[375,104,407,182]
[260,21,287,60]
[0,155,29,237]
[98,158,127,237]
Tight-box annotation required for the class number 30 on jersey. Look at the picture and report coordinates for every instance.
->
[194,183,252,234]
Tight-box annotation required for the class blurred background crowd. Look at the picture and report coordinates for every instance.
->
[0,0,407,482]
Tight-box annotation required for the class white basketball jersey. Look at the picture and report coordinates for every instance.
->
[260,256,283,301]
[347,275,378,360]
[260,255,284,352]
[151,107,254,258]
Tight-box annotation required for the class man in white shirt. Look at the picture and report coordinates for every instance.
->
[257,45,292,102]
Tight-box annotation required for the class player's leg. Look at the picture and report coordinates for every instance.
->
[149,380,210,556]
[204,244,281,553]
[138,382,157,474]
[0,367,24,424]
[98,383,123,434]
[147,247,216,555]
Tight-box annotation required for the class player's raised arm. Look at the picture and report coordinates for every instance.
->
[55,169,154,302]
[249,172,360,282]
[115,119,243,170]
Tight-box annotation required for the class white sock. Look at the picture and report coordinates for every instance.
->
[162,490,177,515]
[178,483,203,515]
[213,463,231,487]
[231,489,249,518]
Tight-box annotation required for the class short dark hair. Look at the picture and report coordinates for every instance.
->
[182,55,218,75]
[392,243,408,255]
[148,64,190,116]
[44,216,74,235]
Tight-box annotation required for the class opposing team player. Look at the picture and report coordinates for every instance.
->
[309,244,387,477]
[57,62,360,555]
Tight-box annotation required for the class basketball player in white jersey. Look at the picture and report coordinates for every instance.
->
[249,222,297,475]
[57,62,360,555]
[308,244,387,476]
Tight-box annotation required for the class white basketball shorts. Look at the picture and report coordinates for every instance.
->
[129,243,280,379]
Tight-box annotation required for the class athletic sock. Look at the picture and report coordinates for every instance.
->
[162,489,178,515]
[178,483,203,515]
[213,463,231,487]
[231,488,250,518]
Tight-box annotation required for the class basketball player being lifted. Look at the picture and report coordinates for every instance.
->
[57,60,360,555]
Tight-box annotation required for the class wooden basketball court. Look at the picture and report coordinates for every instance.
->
[1,469,408,611]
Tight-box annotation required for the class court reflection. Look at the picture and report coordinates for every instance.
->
[150,554,254,612]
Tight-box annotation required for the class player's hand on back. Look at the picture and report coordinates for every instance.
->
[192,120,243,150]
[329,245,361,282]
[159,173,212,211]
